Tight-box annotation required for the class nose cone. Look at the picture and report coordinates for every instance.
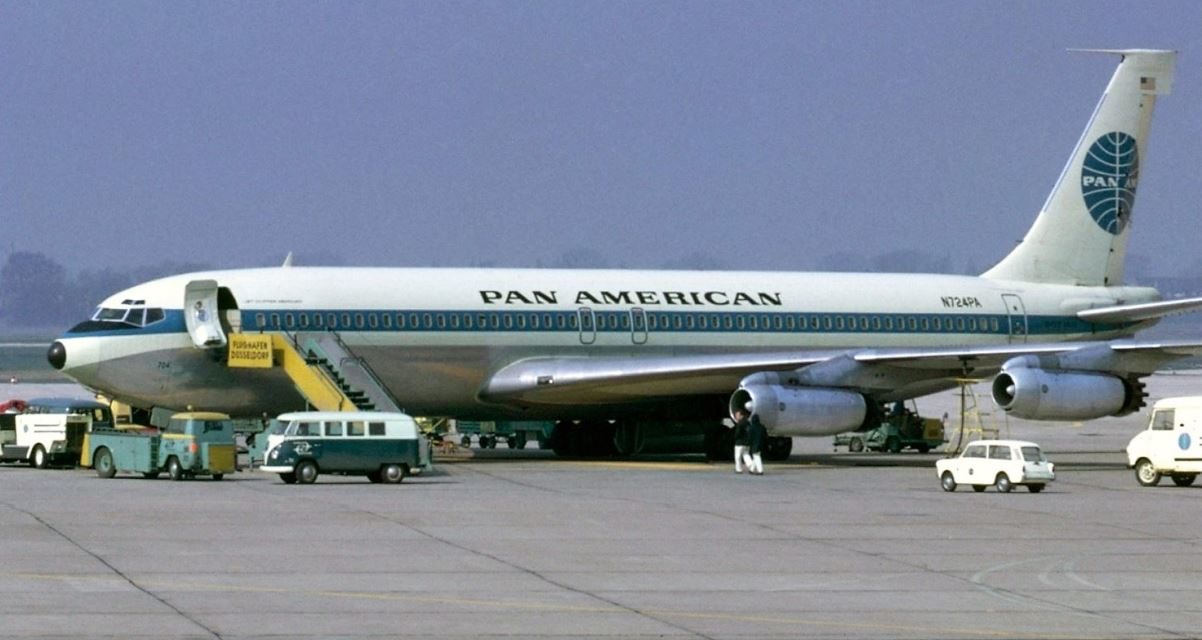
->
[47,341,67,370]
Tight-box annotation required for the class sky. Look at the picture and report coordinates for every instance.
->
[2,0,1200,278]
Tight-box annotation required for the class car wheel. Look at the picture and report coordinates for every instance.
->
[279,472,297,484]
[31,445,47,469]
[849,438,864,453]
[94,448,116,479]
[380,463,406,484]
[460,435,471,448]
[972,485,986,493]
[167,457,184,481]
[940,471,956,492]
[1171,474,1196,487]
[211,473,224,481]
[916,444,931,454]
[296,460,319,484]
[142,471,160,479]
[1027,483,1044,493]
[995,473,1013,493]
[1135,459,1161,487]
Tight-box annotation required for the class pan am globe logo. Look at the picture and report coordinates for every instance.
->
[1081,132,1139,235]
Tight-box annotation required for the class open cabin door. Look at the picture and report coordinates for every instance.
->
[184,280,227,349]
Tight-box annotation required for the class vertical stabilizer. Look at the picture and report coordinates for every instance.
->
[983,50,1175,286]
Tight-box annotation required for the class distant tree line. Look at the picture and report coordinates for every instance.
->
[0,251,211,330]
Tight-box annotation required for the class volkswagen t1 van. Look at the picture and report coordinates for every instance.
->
[1126,396,1202,487]
[260,411,431,484]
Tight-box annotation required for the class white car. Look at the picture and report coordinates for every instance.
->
[936,440,1055,493]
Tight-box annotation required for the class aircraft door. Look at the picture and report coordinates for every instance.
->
[184,280,227,349]
[630,308,647,345]
[1001,294,1028,344]
[577,307,596,345]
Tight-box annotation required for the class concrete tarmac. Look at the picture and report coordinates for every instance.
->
[2,373,1202,639]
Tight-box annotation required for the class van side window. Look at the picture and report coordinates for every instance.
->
[324,421,343,437]
[988,445,1012,460]
[347,421,366,437]
[369,422,386,436]
[1151,410,1176,431]
[964,445,986,458]
[293,421,318,436]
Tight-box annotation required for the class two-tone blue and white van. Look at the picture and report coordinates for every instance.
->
[260,411,431,484]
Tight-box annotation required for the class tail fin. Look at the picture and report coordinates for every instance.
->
[983,49,1175,286]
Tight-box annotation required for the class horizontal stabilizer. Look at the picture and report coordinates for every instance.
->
[1077,296,1202,324]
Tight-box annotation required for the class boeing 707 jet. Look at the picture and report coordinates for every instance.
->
[47,49,1202,459]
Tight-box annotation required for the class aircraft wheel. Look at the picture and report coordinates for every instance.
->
[940,471,956,492]
[31,445,48,469]
[167,457,185,481]
[380,463,406,484]
[994,473,1013,493]
[296,460,319,484]
[1135,459,1161,487]
[94,448,116,479]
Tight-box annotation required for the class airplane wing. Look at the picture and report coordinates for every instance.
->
[480,339,1202,407]
[1076,296,1202,324]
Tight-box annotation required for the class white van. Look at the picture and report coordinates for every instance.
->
[1126,396,1202,487]
[260,411,431,484]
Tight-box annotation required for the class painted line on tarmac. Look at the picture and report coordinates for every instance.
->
[1,570,1126,639]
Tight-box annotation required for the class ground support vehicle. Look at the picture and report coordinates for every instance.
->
[1126,396,1202,487]
[89,412,237,480]
[261,411,431,484]
[834,403,945,453]
[0,398,106,467]
[455,420,551,449]
[935,439,1054,493]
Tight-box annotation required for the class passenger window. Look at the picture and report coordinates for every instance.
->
[347,421,366,437]
[723,315,734,330]
[988,446,1012,460]
[1151,410,1175,431]
[503,314,513,329]
[835,316,845,331]
[964,445,986,458]
[299,313,310,328]
[256,313,266,329]
[773,316,783,330]
[294,421,318,436]
[823,316,833,330]
[381,314,392,329]
[343,313,353,328]
[436,314,447,329]
[314,313,325,328]
[324,421,343,437]
[355,313,366,329]
[1020,446,1044,462]
[990,318,1000,332]
[284,313,296,328]
[368,314,379,329]
[396,313,406,328]
[369,422,386,436]
[797,315,807,330]
[270,313,281,329]
[328,313,338,328]
[517,314,527,329]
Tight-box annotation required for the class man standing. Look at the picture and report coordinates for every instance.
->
[732,409,750,474]
[746,413,767,475]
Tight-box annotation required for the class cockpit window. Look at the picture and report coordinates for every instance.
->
[89,306,166,327]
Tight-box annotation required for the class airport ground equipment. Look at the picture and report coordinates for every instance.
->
[89,412,237,480]
[455,420,552,449]
[1126,396,1202,487]
[260,411,431,484]
[834,402,945,453]
[0,398,108,467]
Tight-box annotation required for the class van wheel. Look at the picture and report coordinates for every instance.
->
[380,463,406,484]
[94,448,116,479]
[1135,459,1161,486]
[1027,484,1044,493]
[994,473,1013,493]
[296,460,319,484]
[366,471,382,483]
[211,473,224,481]
[1171,474,1196,487]
[280,472,297,484]
[940,471,956,492]
[31,445,47,469]
[142,472,160,479]
[167,457,185,481]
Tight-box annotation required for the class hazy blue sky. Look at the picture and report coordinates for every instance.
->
[3,1,1199,277]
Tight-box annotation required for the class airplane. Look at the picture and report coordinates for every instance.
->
[47,49,1202,460]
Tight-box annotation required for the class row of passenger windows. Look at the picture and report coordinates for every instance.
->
[252,310,1012,334]
[286,420,387,437]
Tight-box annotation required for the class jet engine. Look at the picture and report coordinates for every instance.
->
[991,367,1142,421]
[729,384,869,436]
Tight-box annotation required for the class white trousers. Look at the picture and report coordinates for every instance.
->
[743,451,763,474]
[734,445,749,472]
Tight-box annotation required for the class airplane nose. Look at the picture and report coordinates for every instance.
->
[47,341,67,370]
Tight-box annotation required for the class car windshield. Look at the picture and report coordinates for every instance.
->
[1020,446,1046,462]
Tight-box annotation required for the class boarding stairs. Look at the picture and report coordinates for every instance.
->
[267,332,402,413]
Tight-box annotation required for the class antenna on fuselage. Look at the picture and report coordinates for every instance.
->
[281,252,294,268]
